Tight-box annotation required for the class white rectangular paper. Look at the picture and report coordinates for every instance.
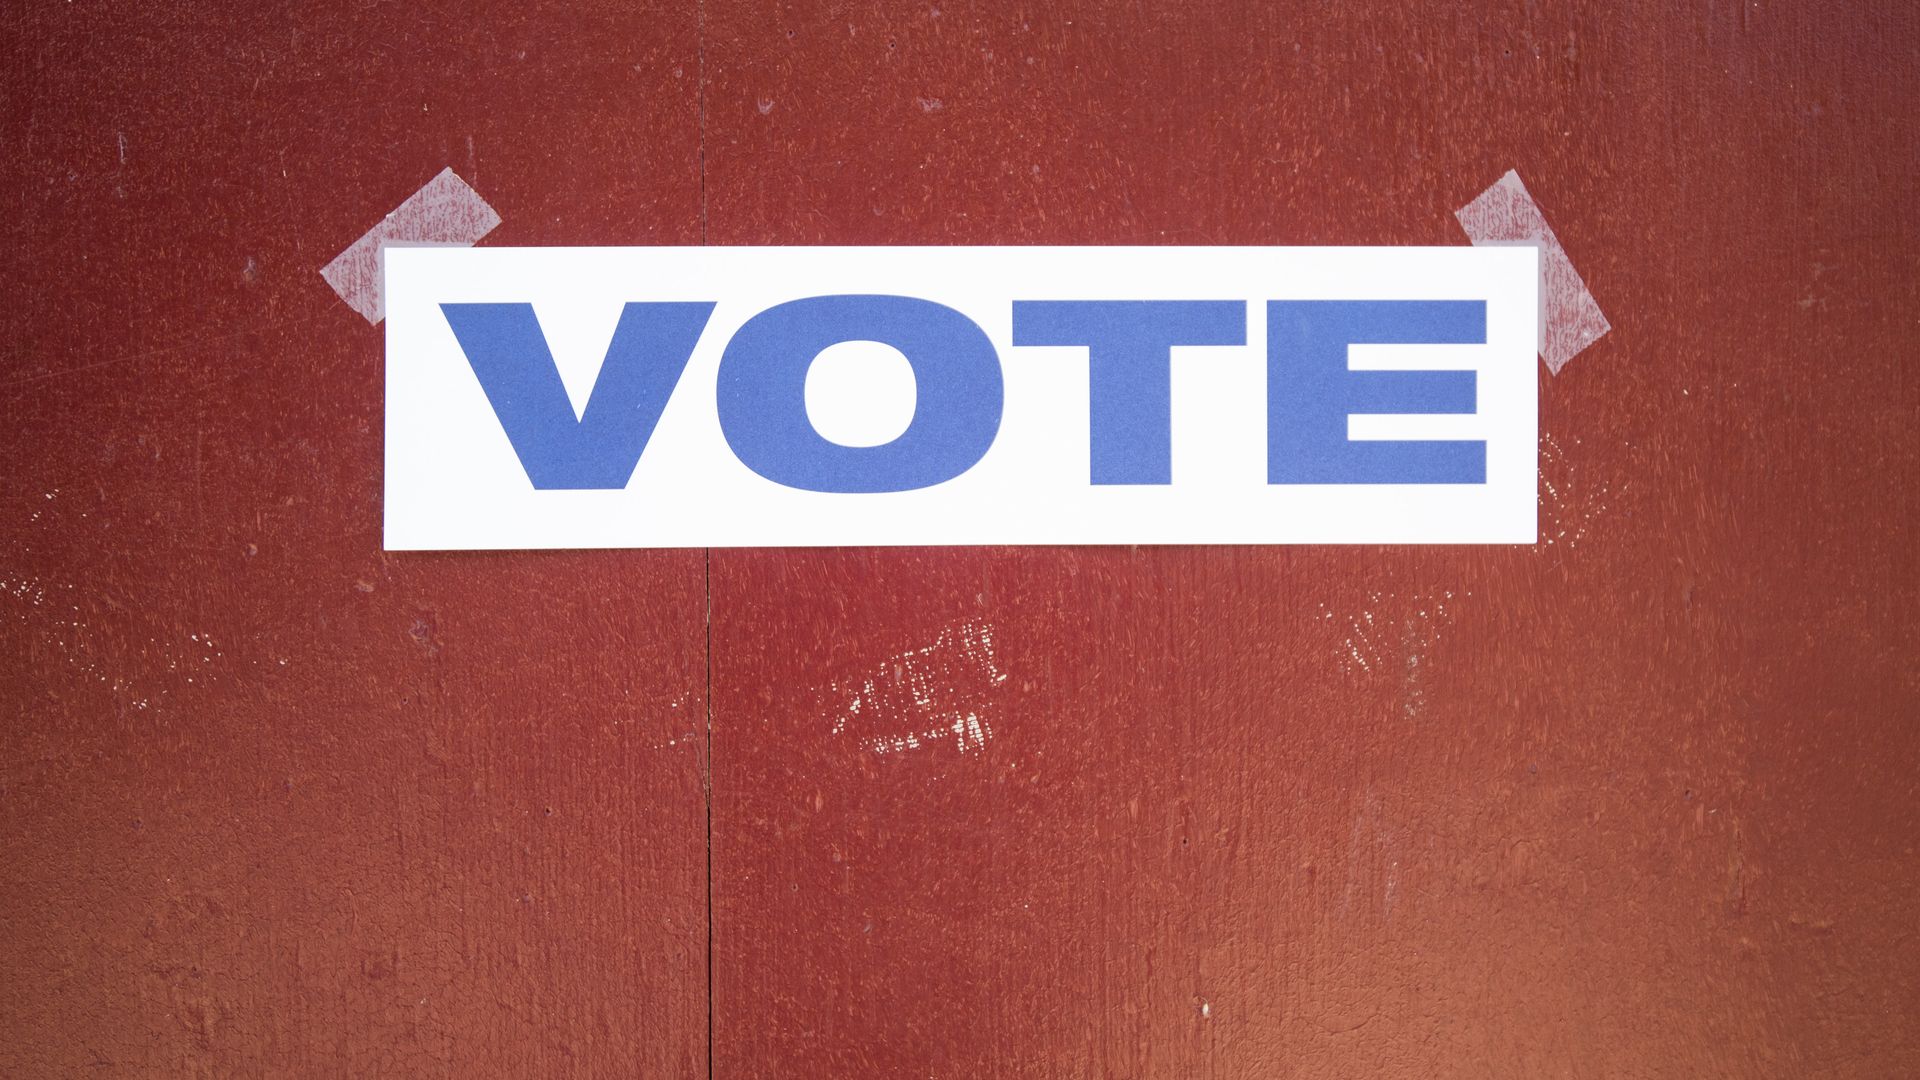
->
[385,246,1537,549]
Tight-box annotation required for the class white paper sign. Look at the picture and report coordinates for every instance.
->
[384,246,1538,549]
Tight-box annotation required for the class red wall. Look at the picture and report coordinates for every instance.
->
[4,2,1915,1075]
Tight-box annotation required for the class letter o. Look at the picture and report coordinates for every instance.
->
[716,295,1004,493]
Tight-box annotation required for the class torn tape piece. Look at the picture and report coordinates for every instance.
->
[320,167,500,325]
[1455,169,1610,375]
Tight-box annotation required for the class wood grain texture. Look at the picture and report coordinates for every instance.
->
[704,2,1918,1077]
[4,1,1917,1077]
[2,3,710,1075]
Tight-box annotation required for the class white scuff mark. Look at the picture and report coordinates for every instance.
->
[824,620,1009,756]
[1,574,255,712]
[1342,786,1406,920]
[1401,640,1425,721]
[1538,432,1614,553]
[3,577,48,607]
[1318,589,1465,681]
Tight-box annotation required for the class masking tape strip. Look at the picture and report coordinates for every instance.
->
[321,168,500,325]
[1456,170,1610,375]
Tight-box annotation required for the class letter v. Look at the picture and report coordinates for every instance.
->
[441,302,715,489]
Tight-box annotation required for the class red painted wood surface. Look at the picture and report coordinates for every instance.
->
[6,2,1917,1077]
